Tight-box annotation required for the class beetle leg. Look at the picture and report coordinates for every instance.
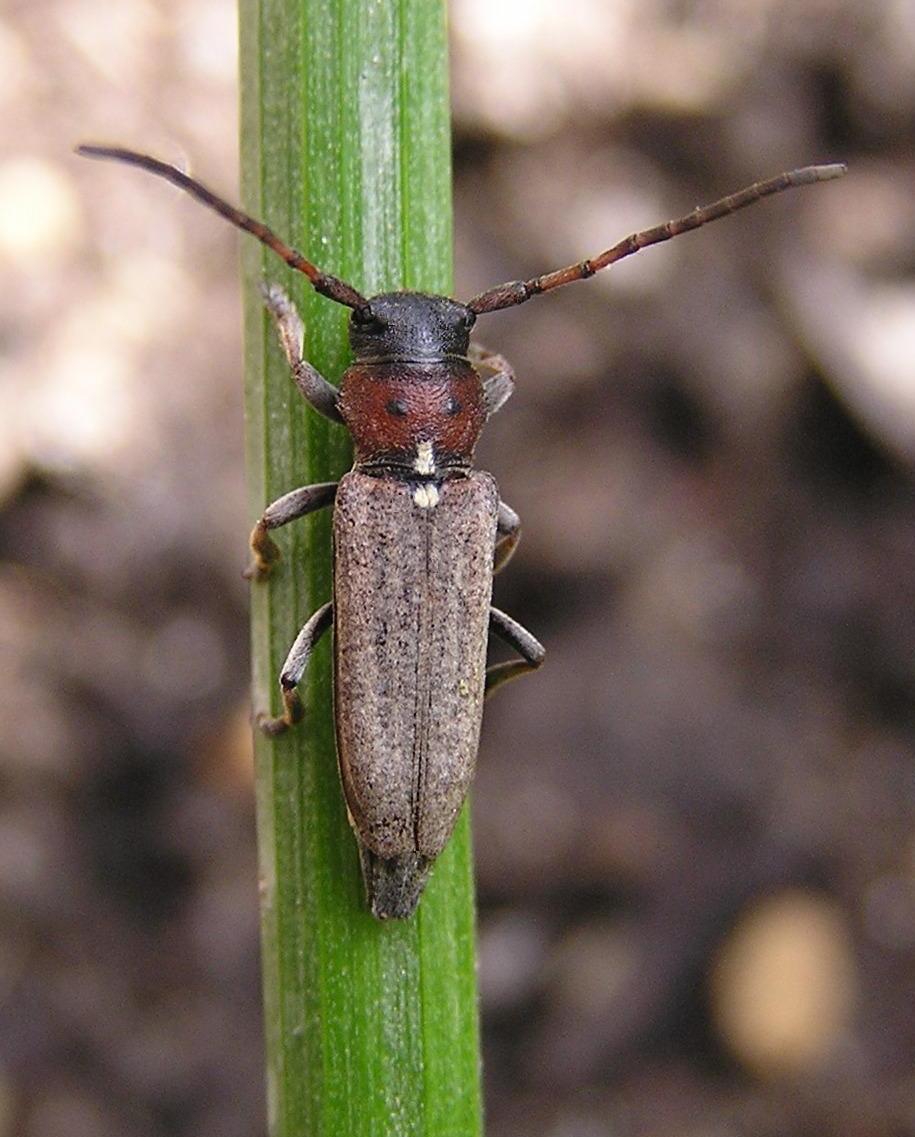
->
[494,500,521,575]
[485,606,545,697]
[244,481,339,580]
[468,342,515,418]
[257,601,334,735]
[262,283,345,424]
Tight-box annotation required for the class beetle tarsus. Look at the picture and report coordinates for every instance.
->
[255,686,304,736]
[244,519,281,580]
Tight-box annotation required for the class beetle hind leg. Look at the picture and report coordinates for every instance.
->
[485,606,545,697]
[257,601,333,735]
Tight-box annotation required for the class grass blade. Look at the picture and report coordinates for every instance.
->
[239,1,482,1134]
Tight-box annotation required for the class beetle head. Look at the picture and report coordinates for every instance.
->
[349,293,476,361]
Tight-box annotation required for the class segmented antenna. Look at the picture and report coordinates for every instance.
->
[75,145,369,313]
[466,163,847,315]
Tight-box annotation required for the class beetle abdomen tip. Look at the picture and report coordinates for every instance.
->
[358,846,432,920]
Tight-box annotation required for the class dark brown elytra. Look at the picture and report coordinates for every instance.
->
[76,144,846,918]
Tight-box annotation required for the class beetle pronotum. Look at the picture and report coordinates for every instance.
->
[77,144,846,918]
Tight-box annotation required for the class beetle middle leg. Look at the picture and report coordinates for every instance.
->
[494,500,522,574]
[469,342,515,419]
[244,481,339,580]
[485,606,545,697]
[257,600,334,735]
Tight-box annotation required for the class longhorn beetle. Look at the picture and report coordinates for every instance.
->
[76,144,846,918]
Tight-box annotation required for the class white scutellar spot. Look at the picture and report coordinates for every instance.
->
[413,483,440,509]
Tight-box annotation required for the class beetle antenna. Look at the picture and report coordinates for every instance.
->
[466,163,847,315]
[76,145,369,312]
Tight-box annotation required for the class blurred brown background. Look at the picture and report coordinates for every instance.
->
[1,1,914,1135]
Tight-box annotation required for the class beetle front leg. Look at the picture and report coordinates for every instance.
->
[262,283,344,423]
[485,606,545,697]
[469,342,516,418]
[244,482,339,581]
[258,601,334,735]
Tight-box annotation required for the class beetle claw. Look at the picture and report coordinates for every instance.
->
[242,557,274,582]
[255,712,287,736]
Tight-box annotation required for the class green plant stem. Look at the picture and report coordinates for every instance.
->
[239,2,482,1135]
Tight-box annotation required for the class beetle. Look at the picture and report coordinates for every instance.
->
[76,144,846,918]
